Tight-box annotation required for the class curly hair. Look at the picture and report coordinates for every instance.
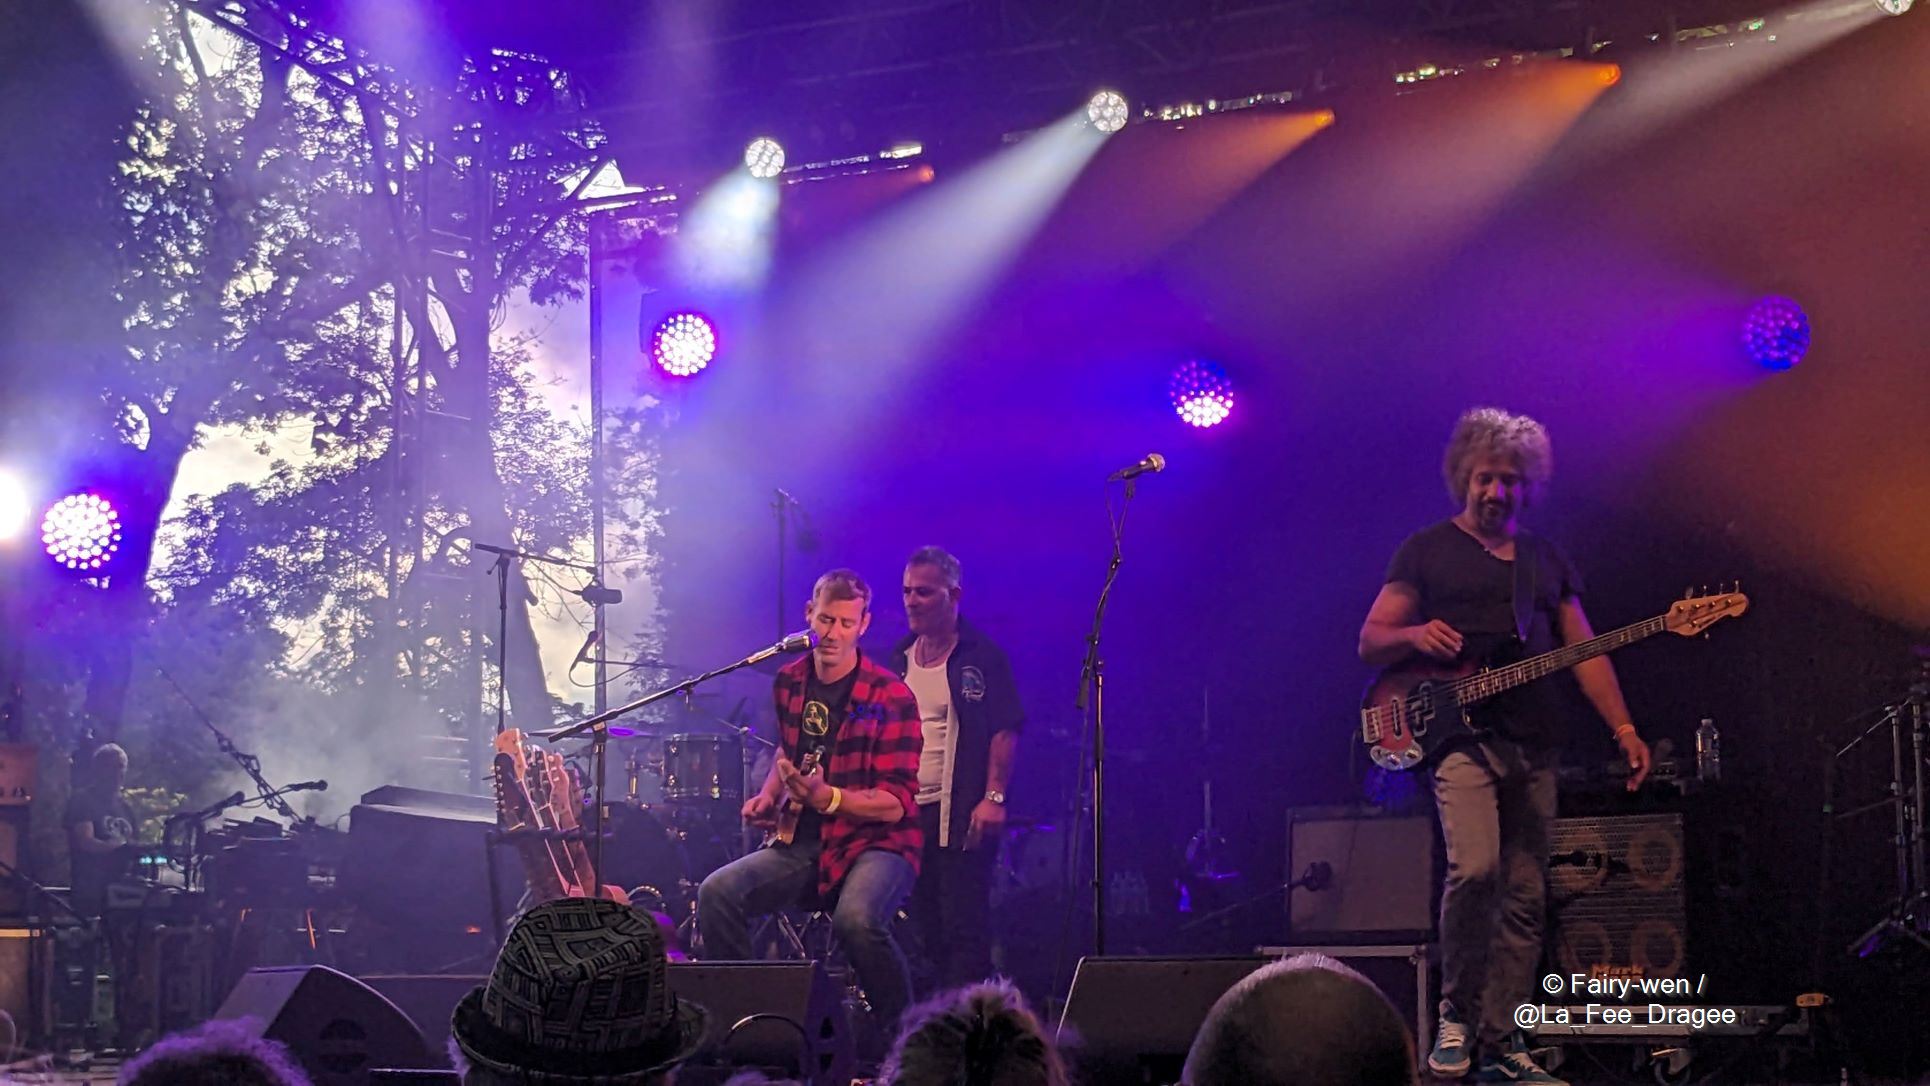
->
[883,979,1069,1086]
[1441,406,1552,506]
[118,1019,313,1086]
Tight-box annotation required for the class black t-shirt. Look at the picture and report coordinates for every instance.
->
[790,664,859,845]
[64,787,137,915]
[1384,519,1584,748]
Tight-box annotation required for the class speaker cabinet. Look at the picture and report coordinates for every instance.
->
[666,961,852,1086]
[1058,956,1270,1082]
[360,975,483,1067]
[1547,813,1686,978]
[1287,808,1435,939]
[214,965,434,1086]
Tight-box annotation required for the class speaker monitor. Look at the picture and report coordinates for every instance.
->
[1287,808,1434,938]
[666,961,852,1086]
[1058,956,1270,1082]
[1547,813,1686,977]
[360,975,484,1067]
[214,966,435,1086]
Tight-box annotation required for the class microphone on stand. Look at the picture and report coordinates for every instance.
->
[284,780,329,793]
[739,629,817,669]
[573,630,601,667]
[1107,453,1167,482]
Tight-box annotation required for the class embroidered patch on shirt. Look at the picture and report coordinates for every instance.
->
[961,665,986,702]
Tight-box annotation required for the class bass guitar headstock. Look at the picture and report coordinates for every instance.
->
[1664,584,1749,636]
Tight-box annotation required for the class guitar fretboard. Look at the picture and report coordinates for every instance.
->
[1447,614,1668,703]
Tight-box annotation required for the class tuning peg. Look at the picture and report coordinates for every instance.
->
[1684,586,1694,599]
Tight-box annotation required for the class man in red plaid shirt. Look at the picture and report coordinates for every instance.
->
[696,568,924,1032]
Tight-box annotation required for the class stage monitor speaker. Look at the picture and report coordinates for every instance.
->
[667,960,851,1086]
[214,965,435,1086]
[1058,956,1269,1082]
[1547,813,1686,978]
[1287,807,1434,939]
[361,974,483,1067]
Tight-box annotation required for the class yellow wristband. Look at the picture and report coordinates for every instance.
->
[826,787,843,814]
[1613,723,1636,737]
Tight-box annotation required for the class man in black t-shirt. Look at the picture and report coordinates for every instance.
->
[1359,408,1651,1085]
[65,742,138,917]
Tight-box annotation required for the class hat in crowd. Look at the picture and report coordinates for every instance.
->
[452,897,709,1084]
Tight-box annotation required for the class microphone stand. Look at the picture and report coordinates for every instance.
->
[1077,478,1137,956]
[158,666,301,822]
[471,541,601,738]
[538,636,811,883]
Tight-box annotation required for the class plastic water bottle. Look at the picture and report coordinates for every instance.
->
[1695,718,1721,782]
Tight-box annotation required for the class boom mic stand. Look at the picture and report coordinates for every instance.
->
[539,631,814,884]
[471,542,611,736]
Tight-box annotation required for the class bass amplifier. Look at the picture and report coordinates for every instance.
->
[1547,813,1686,978]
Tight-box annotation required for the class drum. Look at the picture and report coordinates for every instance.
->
[661,733,744,809]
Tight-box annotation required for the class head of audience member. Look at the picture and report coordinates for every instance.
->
[882,979,1069,1086]
[450,897,709,1086]
[118,1019,312,1086]
[1182,954,1415,1086]
[719,1073,804,1086]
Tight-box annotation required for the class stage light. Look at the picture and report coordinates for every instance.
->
[41,492,122,571]
[744,138,786,179]
[1169,360,1236,428]
[0,469,29,542]
[650,311,718,377]
[1875,0,1911,15]
[1087,90,1130,134]
[1599,63,1622,86]
[1742,296,1810,370]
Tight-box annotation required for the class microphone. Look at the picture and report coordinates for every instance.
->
[284,780,329,793]
[738,629,817,670]
[1107,453,1166,482]
[573,630,601,667]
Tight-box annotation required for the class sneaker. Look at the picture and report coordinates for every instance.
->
[1427,1001,1473,1077]
[1475,1037,1567,1084]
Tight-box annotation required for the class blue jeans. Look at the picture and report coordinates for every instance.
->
[697,841,919,1031]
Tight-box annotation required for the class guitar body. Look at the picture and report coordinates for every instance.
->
[764,749,822,849]
[1360,649,1504,772]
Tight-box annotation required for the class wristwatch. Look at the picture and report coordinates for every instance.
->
[985,790,1006,805]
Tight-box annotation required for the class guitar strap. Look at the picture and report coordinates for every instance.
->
[1511,531,1538,645]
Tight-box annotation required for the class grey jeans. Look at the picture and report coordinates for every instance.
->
[1432,738,1558,1046]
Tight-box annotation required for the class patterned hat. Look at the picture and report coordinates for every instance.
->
[452,897,708,1083]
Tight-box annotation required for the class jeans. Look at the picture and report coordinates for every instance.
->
[909,802,995,990]
[1432,738,1558,1047]
[697,840,919,1032]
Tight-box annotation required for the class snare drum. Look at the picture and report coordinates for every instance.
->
[661,733,744,808]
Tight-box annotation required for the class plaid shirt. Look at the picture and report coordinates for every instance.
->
[774,651,924,896]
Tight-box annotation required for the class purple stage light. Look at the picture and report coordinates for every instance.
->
[650,311,718,377]
[41,492,122,571]
[1742,296,1809,370]
[1169,359,1236,428]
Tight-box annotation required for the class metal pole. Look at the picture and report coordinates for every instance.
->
[589,212,610,882]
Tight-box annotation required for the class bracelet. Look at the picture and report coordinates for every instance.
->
[825,787,843,814]
[1612,723,1637,737]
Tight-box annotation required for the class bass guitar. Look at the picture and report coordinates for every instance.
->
[1361,589,1748,771]
[763,749,823,848]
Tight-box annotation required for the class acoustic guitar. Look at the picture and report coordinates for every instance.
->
[1360,589,1748,771]
[763,749,823,848]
